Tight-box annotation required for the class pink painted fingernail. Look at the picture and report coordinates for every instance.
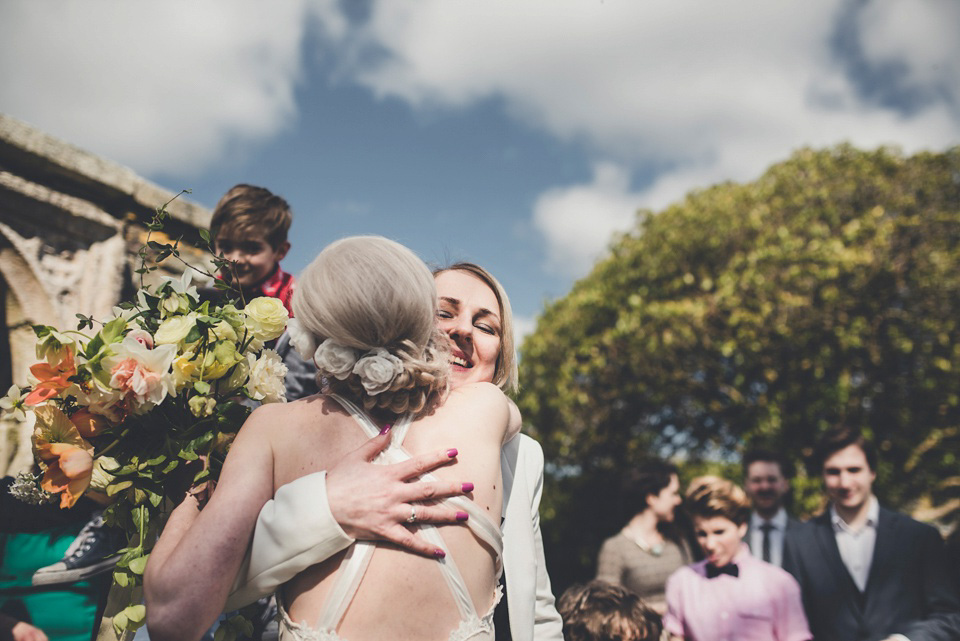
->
[456,511,469,521]
[379,424,392,435]
[461,482,474,492]
[434,548,446,559]
[447,448,458,458]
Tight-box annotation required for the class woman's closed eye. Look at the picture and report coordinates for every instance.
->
[475,322,498,336]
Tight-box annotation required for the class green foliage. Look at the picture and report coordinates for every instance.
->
[518,145,960,589]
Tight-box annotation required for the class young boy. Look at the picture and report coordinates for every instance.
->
[210,184,294,314]
[208,184,317,401]
[558,580,663,641]
[664,476,810,641]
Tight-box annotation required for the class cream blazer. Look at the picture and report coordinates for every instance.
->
[226,433,563,641]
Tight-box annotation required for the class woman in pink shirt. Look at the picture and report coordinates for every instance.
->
[664,476,811,641]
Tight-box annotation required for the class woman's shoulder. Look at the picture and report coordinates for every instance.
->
[241,394,336,437]
[445,382,510,416]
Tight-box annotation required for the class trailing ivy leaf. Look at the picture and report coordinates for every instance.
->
[128,555,149,576]
[107,480,134,497]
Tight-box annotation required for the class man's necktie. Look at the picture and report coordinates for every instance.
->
[760,522,774,563]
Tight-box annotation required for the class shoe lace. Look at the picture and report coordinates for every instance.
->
[62,511,105,561]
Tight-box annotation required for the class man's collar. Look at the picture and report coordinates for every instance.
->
[751,506,787,529]
[830,495,879,533]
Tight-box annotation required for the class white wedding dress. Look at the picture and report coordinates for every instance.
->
[277,394,503,641]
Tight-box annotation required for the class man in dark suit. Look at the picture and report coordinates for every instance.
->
[743,448,800,568]
[783,427,960,641]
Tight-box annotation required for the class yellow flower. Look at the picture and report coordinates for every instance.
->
[207,320,238,343]
[243,297,288,342]
[155,313,198,345]
[173,342,240,385]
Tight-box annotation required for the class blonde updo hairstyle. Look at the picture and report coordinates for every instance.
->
[293,236,449,415]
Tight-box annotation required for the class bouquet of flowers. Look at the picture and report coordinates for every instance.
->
[1,198,290,637]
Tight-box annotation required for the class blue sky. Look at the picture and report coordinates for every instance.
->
[2,1,958,339]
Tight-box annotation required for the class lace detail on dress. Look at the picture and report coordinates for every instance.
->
[448,583,503,641]
[278,599,345,641]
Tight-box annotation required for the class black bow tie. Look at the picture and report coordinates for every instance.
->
[706,563,739,579]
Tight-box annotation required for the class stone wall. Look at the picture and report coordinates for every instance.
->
[0,114,212,475]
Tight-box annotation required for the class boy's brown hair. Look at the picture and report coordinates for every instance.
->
[210,184,292,249]
[558,581,662,641]
[685,475,751,525]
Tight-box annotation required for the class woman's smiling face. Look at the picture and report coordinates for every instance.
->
[434,270,502,388]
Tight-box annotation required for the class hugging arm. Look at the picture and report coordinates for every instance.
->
[226,426,475,609]
[145,406,276,641]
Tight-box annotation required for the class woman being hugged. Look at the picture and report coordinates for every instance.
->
[145,237,516,641]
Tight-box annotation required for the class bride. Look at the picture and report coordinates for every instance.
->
[144,236,517,641]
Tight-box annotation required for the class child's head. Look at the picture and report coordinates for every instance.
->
[211,184,292,289]
[685,476,750,568]
[558,581,662,641]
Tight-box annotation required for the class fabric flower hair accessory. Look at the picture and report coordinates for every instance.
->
[287,317,318,361]
[314,338,360,380]
[352,348,403,395]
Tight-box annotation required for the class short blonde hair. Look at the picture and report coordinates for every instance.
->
[294,236,449,415]
[433,263,518,393]
[685,476,750,525]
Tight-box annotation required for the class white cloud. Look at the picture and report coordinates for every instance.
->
[513,314,537,345]
[342,0,960,274]
[856,0,960,112]
[0,1,345,175]
[533,163,641,276]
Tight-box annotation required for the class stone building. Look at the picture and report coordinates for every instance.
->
[0,113,212,475]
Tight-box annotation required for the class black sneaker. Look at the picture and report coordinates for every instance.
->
[32,511,124,586]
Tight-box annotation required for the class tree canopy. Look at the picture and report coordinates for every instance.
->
[517,145,960,589]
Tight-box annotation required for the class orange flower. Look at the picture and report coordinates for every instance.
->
[37,442,94,508]
[25,349,77,405]
[32,404,95,509]
[69,408,112,438]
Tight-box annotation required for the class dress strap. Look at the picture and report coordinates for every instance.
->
[419,525,478,621]
[327,393,414,443]
[313,541,377,630]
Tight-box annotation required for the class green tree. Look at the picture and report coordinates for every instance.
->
[518,145,960,590]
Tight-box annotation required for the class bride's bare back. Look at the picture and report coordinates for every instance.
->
[264,382,511,640]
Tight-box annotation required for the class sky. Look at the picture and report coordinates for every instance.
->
[2,0,958,341]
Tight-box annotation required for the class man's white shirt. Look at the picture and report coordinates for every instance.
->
[749,507,788,567]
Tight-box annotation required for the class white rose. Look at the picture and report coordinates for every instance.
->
[154,313,198,345]
[286,317,317,361]
[244,297,288,342]
[245,350,288,403]
[314,339,359,380]
[352,348,403,396]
